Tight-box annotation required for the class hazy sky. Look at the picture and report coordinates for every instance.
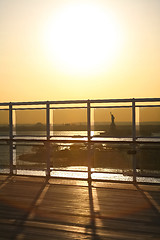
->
[0,0,160,102]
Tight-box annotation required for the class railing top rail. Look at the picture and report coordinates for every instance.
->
[90,98,160,103]
[134,98,160,102]
[0,100,87,106]
[0,98,160,106]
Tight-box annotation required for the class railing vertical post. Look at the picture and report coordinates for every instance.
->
[87,100,91,181]
[9,103,13,175]
[132,99,136,183]
[46,102,50,178]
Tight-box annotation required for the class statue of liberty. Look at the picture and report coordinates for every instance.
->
[110,112,115,124]
[109,112,116,133]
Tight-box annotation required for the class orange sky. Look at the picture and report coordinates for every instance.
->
[0,0,160,102]
[0,107,159,125]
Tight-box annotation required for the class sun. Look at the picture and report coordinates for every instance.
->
[42,2,124,76]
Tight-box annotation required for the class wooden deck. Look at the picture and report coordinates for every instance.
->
[0,175,160,240]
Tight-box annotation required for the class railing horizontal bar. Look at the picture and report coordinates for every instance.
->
[48,100,88,104]
[0,98,160,107]
[13,135,47,137]
[10,100,87,106]
[2,104,159,110]
[13,107,46,110]
[91,105,131,109]
[1,141,160,148]
[90,98,160,103]
[12,106,87,110]
[90,98,133,103]
[92,172,160,178]
[8,135,88,138]
[51,135,88,138]
[10,105,160,110]
[136,105,160,108]
[7,135,159,142]
[0,101,46,106]
[0,103,10,106]
[51,106,87,109]
[51,169,125,175]
[13,144,43,147]
[136,136,160,139]
[11,135,87,138]
[134,98,160,102]
[1,138,160,144]
[51,169,88,173]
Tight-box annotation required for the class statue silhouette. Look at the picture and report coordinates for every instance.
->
[110,112,115,124]
[109,112,116,133]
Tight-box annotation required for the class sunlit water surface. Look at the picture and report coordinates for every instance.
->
[0,130,160,183]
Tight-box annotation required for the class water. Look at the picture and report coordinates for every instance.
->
[0,130,160,183]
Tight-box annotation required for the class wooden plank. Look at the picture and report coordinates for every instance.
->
[0,176,159,240]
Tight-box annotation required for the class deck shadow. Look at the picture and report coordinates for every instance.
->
[0,177,49,240]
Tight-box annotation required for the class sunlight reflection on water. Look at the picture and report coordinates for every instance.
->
[1,131,160,183]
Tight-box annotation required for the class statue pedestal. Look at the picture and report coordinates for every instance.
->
[109,123,116,134]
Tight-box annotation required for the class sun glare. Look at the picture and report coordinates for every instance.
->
[42,2,124,76]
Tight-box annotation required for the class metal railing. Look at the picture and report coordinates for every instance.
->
[0,98,160,183]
